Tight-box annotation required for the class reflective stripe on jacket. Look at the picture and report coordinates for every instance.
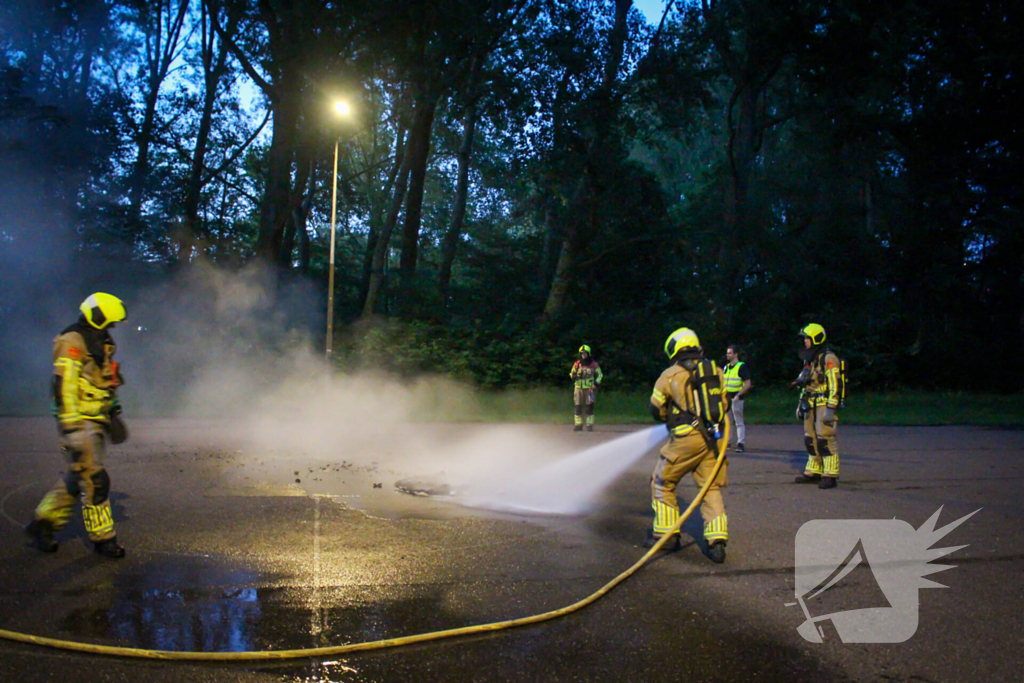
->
[799,351,840,409]
[53,329,122,427]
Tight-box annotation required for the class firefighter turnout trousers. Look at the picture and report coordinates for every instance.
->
[803,404,839,478]
[651,430,728,544]
[34,421,117,542]
[573,387,596,427]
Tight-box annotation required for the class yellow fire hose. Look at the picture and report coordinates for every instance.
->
[0,422,728,661]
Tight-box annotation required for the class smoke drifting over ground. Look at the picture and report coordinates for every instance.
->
[150,264,663,515]
[5,260,660,516]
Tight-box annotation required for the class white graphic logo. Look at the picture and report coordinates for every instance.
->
[787,507,980,643]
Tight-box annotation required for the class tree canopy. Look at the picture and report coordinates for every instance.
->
[2,0,1020,391]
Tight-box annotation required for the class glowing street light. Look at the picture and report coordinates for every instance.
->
[326,100,350,366]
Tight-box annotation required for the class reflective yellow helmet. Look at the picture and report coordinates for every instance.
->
[80,293,127,330]
[800,323,826,346]
[664,327,701,360]
[579,345,591,354]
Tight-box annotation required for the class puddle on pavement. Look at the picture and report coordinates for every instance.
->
[58,556,462,654]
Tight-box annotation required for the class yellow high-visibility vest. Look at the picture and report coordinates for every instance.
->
[723,361,745,394]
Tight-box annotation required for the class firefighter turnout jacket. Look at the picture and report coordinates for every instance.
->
[53,320,124,430]
[570,359,603,389]
[649,360,729,544]
[799,349,841,409]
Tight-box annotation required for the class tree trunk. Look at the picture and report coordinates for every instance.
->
[291,161,316,273]
[280,155,312,263]
[179,0,235,263]
[127,89,160,225]
[298,205,311,273]
[363,149,412,317]
[437,101,479,308]
[255,71,300,263]
[541,0,632,320]
[543,235,576,319]
[398,94,439,279]
[360,120,408,311]
[538,70,573,291]
[127,0,191,227]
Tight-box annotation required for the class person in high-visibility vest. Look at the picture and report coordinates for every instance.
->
[723,344,752,452]
[647,328,729,563]
[24,293,129,558]
[793,323,842,489]
[570,345,603,431]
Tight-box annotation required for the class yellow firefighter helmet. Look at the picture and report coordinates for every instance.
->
[80,293,127,330]
[664,327,701,360]
[579,344,591,355]
[800,323,826,346]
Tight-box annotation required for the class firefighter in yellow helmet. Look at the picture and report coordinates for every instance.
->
[570,344,603,431]
[646,328,729,563]
[794,323,842,489]
[24,293,129,558]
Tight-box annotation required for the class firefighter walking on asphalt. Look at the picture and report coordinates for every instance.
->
[570,345,603,431]
[794,323,843,490]
[647,328,729,563]
[24,293,130,558]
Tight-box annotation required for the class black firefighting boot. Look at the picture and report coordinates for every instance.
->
[707,540,727,564]
[573,425,583,432]
[643,530,681,551]
[818,476,838,490]
[585,425,593,432]
[24,519,58,553]
[93,536,126,559]
[794,473,821,484]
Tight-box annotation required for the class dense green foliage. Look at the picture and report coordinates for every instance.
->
[1,0,1021,392]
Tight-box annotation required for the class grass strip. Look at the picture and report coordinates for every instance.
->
[421,387,1024,427]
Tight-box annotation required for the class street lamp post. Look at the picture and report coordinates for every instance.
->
[325,100,350,366]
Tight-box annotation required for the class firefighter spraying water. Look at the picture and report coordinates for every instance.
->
[646,327,730,563]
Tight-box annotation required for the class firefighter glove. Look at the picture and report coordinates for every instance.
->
[108,414,129,444]
[822,407,837,427]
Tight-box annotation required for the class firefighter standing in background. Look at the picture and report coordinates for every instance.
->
[24,293,129,558]
[570,345,603,431]
[724,344,752,453]
[647,328,729,563]
[793,323,842,490]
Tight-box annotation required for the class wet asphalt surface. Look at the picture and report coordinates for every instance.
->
[0,417,1021,683]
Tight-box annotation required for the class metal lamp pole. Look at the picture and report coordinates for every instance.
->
[326,136,339,364]
[325,100,349,366]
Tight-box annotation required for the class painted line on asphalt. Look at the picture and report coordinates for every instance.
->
[312,494,324,642]
[0,483,36,527]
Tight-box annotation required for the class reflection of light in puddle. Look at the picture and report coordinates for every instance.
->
[294,659,361,682]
